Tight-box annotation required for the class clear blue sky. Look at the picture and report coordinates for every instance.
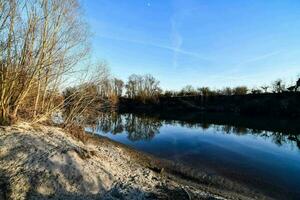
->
[82,0,300,90]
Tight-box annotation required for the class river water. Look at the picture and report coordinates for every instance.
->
[87,112,300,199]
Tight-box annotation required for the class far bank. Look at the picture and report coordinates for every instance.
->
[118,92,300,118]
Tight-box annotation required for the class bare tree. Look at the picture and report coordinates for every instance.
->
[0,0,89,124]
[180,85,196,96]
[111,78,124,97]
[296,78,300,91]
[221,87,233,96]
[233,86,248,95]
[62,63,111,125]
[272,79,285,93]
[261,85,269,93]
[251,88,262,94]
[197,87,212,97]
[125,74,161,102]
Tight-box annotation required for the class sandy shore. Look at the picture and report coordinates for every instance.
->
[0,123,271,200]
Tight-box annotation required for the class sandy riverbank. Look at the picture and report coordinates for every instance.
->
[0,123,271,200]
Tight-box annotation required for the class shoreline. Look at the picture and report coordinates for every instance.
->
[0,123,271,199]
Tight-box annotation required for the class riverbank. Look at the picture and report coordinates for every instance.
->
[0,123,271,200]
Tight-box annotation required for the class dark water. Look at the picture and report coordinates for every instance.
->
[87,112,300,199]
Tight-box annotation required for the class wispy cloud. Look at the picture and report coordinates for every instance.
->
[222,50,283,75]
[170,15,183,69]
[169,0,206,69]
[207,51,299,86]
[95,33,210,61]
[237,51,282,66]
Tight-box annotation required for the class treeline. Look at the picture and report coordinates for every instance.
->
[112,74,299,101]
[117,76,300,118]
[165,85,249,97]
[164,78,299,97]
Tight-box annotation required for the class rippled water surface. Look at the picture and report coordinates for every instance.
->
[87,113,300,199]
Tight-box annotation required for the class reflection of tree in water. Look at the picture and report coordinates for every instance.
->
[94,113,300,149]
[258,131,300,149]
[288,134,300,149]
[215,125,249,135]
[95,113,162,141]
[95,112,124,134]
[164,119,300,150]
[167,120,211,130]
[124,114,162,141]
[221,125,232,134]
[215,125,299,149]
[200,123,211,130]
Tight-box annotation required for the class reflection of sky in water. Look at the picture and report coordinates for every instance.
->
[86,114,300,199]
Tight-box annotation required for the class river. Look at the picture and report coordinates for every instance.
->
[87,112,300,199]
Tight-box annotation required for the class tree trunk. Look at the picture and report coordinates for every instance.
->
[33,78,41,117]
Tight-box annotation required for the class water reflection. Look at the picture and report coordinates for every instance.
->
[91,112,300,149]
[92,113,162,141]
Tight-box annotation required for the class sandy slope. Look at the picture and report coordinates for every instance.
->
[0,123,271,200]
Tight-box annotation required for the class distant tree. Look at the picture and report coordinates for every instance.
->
[221,87,233,96]
[233,86,248,95]
[287,78,300,92]
[261,85,269,93]
[164,90,175,97]
[296,78,300,91]
[125,74,140,98]
[287,86,296,92]
[111,78,124,97]
[197,87,212,96]
[272,79,285,93]
[251,88,262,94]
[125,74,161,102]
[143,74,162,98]
[181,85,196,96]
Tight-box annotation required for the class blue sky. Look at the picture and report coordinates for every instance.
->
[83,0,300,90]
